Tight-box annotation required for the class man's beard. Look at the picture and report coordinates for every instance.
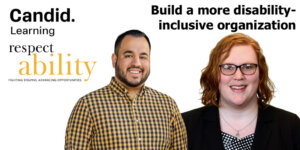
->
[115,62,150,87]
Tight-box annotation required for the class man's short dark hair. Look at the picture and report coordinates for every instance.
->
[114,29,151,56]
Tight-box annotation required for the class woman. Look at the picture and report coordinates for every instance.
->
[182,33,300,150]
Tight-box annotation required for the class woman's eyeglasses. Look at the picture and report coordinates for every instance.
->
[219,64,258,75]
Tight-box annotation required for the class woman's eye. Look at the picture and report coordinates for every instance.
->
[244,64,253,70]
[224,65,234,70]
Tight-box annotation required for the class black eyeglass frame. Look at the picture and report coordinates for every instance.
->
[219,63,258,76]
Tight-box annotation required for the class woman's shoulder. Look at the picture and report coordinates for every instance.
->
[182,106,219,123]
[259,105,300,130]
[261,104,299,120]
[183,105,214,116]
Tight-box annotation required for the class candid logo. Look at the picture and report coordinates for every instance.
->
[8,8,97,82]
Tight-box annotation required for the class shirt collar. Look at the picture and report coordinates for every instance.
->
[108,77,148,97]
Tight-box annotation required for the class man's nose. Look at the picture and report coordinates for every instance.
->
[131,56,141,67]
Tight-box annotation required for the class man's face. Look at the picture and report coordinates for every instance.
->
[112,35,150,87]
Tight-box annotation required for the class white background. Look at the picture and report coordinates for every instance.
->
[0,0,299,149]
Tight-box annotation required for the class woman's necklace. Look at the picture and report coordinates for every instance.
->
[220,113,257,138]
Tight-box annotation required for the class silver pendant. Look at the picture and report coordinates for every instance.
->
[236,131,240,138]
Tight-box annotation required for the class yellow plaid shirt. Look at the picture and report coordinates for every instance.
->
[65,77,187,150]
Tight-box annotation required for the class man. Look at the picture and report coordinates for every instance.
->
[65,30,187,150]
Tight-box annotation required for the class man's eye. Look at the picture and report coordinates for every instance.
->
[140,56,147,59]
[125,55,133,58]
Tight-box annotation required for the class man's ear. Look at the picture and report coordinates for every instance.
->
[112,53,117,68]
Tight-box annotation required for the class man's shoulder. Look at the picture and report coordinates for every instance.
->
[80,85,112,101]
[145,86,173,99]
[145,87,178,108]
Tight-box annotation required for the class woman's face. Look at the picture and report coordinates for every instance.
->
[219,45,259,108]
